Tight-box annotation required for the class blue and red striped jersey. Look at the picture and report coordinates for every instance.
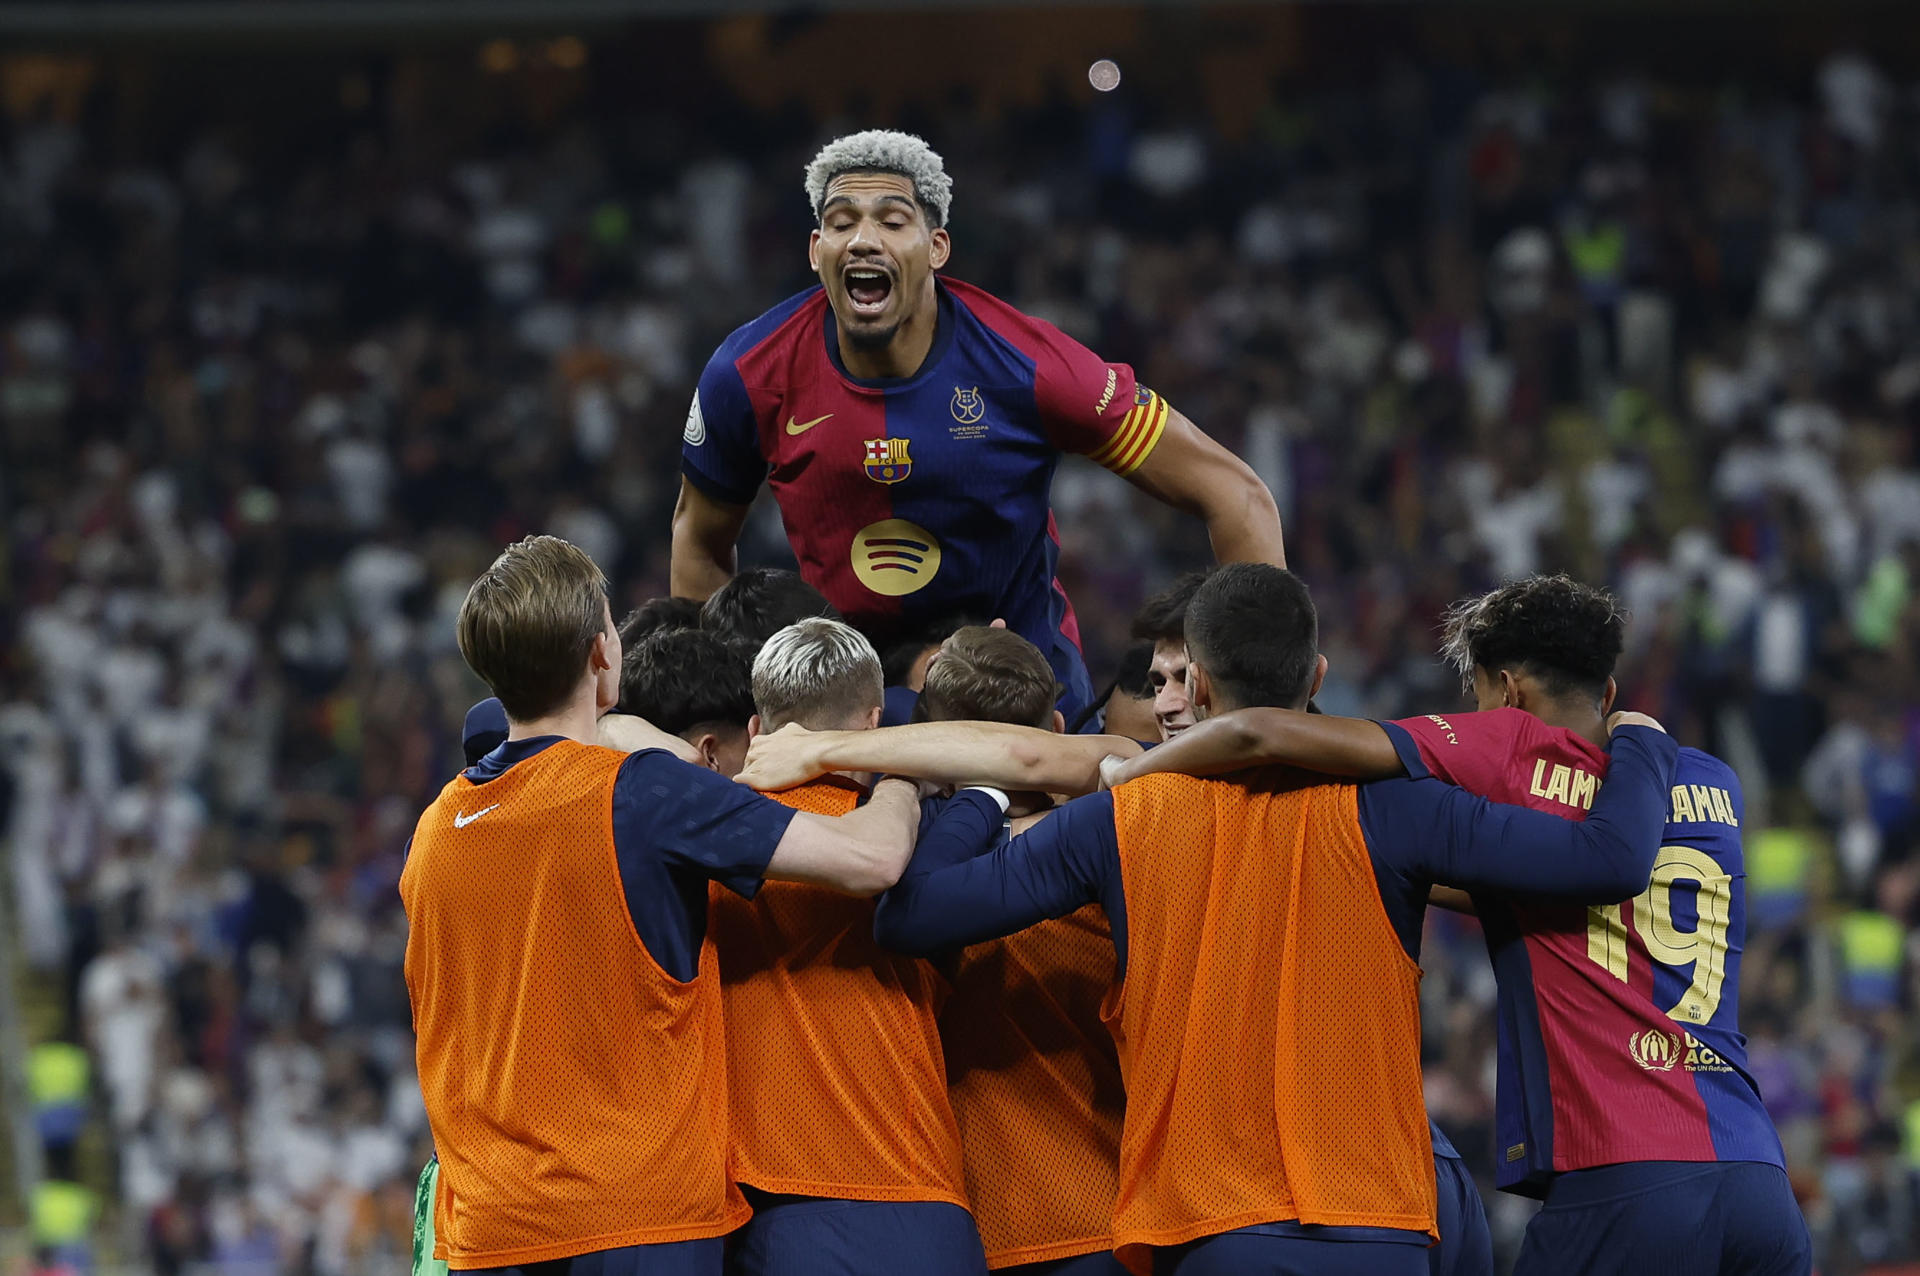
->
[1382,708,1786,1196]
[682,278,1169,720]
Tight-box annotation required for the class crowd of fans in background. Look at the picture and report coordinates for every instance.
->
[2,23,1919,1274]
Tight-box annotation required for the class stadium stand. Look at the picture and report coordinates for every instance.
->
[0,9,1917,1272]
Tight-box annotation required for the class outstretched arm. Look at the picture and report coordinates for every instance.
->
[1123,408,1284,567]
[875,791,1121,957]
[740,721,1144,797]
[669,477,749,601]
[1101,707,1403,789]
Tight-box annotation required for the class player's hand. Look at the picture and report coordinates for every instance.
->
[738,722,829,792]
[1605,711,1667,737]
[1097,754,1136,791]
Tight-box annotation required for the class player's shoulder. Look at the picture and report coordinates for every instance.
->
[1665,746,1745,836]
[1674,746,1743,804]
[942,276,1087,355]
[1675,745,1737,785]
[706,286,827,370]
[1398,706,1530,751]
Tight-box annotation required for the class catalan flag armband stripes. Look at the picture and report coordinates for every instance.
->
[1088,389,1169,477]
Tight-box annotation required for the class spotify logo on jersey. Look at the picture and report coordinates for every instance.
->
[851,519,942,597]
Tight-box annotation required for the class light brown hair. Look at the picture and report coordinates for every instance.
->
[919,626,1058,728]
[456,535,609,722]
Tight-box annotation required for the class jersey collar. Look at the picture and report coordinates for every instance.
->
[463,735,568,784]
[821,279,958,391]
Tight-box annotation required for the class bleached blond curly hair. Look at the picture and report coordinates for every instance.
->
[804,129,953,228]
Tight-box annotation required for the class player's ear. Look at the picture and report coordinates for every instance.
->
[747,713,763,742]
[1050,709,1066,735]
[929,226,951,270]
[1307,654,1328,703]
[1188,662,1214,716]
[694,732,723,773]
[1600,676,1618,717]
[864,704,883,730]
[808,229,823,275]
[1499,669,1522,710]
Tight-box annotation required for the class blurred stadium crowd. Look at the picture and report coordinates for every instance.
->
[3,16,1919,1275]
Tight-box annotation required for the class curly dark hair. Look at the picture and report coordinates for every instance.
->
[1129,569,1212,645]
[1440,574,1627,703]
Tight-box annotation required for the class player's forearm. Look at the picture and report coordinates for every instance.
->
[1564,727,1678,900]
[768,778,920,895]
[818,723,1142,796]
[668,539,733,602]
[1128,410,1285,567]
[1199,466,1286,567]
[1105,710,1402,786]
[598,713,702,765]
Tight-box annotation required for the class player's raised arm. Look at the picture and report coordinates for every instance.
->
[740,720,1143,797]
[1006,297,1283,569]
[1100,707,1402,789]
[1363,721,1679,901]
[1123,407,1285,567]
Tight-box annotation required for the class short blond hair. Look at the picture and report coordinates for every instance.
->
[752,618,884,730]
[456,535,608,722]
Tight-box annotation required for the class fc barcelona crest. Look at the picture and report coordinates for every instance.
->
[863,437,913,484]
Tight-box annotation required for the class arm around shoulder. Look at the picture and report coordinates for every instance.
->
[764,777,922,896]
[1103,708,1402,787]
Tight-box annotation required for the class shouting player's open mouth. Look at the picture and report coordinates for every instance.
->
[844,266,894,319]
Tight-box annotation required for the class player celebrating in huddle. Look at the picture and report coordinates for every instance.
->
[872,566,1683,1276]
[671,130,1284,720]
[1106,575,1811,1275]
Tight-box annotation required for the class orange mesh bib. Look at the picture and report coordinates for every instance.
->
[401,741,746,1269]
[941,906,1123,1267]
[712,778,968,1205]
[1106,772,1436,1269]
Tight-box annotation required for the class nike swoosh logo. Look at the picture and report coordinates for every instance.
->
[453,804,500,829]
[786,413,832,436]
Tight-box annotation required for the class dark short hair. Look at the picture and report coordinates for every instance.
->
[700,569,840,657]
[1069,641,1154,734]
[619,628,754,736]
[1440,574,1626,703]
[618,597,703,647]
[1130,570,1212,645]
[456,536,609,722]
[1184,564,1319,710]
[919,626,1060,728]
